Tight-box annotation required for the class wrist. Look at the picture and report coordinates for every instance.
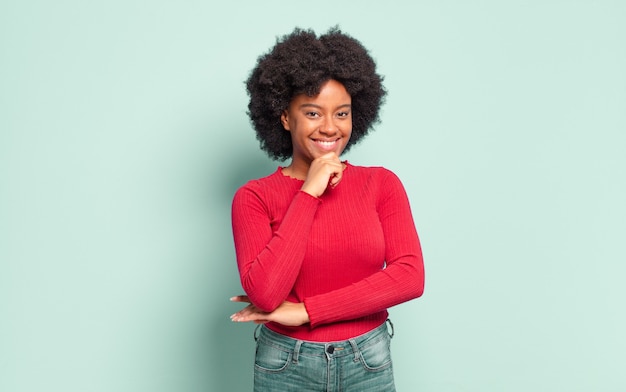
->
[300,302,310,324]
[300,183,320,198]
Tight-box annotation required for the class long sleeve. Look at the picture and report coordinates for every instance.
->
[232,181,321,311]
[231,165,424,342]
[303,170,424,327]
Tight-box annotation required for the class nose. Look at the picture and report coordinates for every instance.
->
[320,116,338,135]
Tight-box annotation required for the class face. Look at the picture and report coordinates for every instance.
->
[280,79,352,168]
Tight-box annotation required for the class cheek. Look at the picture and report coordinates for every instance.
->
[344,123,353,137]
[344,117,353,131]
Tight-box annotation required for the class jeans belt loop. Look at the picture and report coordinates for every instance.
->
[292,340,302,364]
[348,338,360,362]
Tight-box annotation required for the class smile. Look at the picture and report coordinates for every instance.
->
[313,139,340,151]
[315,139,338,146]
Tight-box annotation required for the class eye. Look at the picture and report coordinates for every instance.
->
[337,111,350,118]
[305,111,320,118]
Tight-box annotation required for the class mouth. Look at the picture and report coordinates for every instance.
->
[312,138,341,151]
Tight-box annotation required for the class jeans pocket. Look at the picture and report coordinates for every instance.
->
[254,342,292,373]
[358,334,393,372]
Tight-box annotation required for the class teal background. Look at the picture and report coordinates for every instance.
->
[1,1,625,391]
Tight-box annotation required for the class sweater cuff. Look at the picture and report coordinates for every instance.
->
[303,295,327,329]
[296,190,322,203]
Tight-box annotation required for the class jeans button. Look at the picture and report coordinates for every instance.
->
[326,345,335,354]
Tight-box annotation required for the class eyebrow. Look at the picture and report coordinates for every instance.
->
[299,103,352,110]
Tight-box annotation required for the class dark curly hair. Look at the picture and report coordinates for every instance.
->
[245,27,387,161]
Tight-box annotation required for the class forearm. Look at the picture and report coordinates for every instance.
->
[233,189,320,311]
[305,169,425,327]
[304,253,424,327]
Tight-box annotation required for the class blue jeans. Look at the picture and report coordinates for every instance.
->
[253,321,396,391]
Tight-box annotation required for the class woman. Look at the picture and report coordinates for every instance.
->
[230,27,425,391]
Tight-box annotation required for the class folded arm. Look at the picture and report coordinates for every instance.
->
[231,185,320,312]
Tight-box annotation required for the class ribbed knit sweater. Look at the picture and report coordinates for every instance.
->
[231,163,424,342]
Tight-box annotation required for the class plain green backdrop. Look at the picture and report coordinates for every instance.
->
[1,0,625,391]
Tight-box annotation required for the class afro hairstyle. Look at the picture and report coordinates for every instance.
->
[245,27,387,161]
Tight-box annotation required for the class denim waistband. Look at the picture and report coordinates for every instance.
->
[254,320,394,360]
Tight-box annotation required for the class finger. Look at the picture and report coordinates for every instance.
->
[229,295,251,303]
[231,308,269,323]
[242,313,270,323]
[319,152,340,161]
[232,304,257,318]
[329,164,345,187]
[231,302,266,320]
[301,156,345,197]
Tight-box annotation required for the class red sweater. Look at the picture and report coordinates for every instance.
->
[231,163,424,342]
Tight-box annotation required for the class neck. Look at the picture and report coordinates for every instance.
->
[282,161,309,180]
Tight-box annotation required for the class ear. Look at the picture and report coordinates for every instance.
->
[280,110,291,131]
